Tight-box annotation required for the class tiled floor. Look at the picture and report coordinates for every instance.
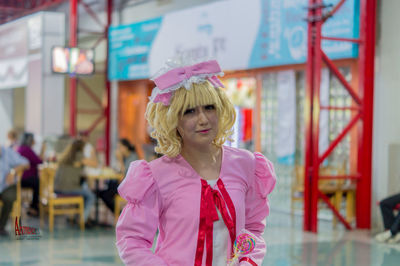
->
[264,211,400,266]
[0,215,122,266]
[1,210,400,265]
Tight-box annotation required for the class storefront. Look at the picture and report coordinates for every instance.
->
[222,59,358,213]
[116,79,153,159]
[108,0,360,212]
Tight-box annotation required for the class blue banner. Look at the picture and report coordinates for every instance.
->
[249,0,359,68]
[108,0,359,81]
[108,17,162,80]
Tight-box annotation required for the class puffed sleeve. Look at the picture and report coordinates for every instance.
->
[116,160,168,266]
[240,152,276,266]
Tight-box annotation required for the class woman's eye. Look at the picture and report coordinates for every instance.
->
[184,108,195,115]
[205,105,215,110]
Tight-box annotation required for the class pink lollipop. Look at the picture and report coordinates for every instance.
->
[233,233,256,255]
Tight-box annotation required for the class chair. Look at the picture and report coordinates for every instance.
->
[11,171,22,219]
[0,169,23,221]
[114,195,126,225]
[319,165,356,226]
[290,165,305,215]
[21,187,33,208]
[39,167,85,232]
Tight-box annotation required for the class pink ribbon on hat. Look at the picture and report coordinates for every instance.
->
[151,60,224,105]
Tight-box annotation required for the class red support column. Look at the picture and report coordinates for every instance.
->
[356,0,376,229]
[303,0,314,232]
[69,0,78,136]
[304,0,323,232]
[304,0,375,232]
[104,0,113,165]
[68,0,113,165]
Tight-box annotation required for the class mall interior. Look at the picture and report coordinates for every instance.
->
[1,0,400,265]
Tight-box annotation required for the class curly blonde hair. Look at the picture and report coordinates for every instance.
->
[145,81,236,157]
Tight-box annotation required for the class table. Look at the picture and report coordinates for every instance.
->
[86,167,124,224]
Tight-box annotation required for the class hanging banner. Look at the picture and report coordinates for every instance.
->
[108,17,162,80]
[109,0,359,81]
[0,20,28,89]
[276,70,296,165]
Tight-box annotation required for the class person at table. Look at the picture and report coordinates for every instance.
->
[54,139,95,226]
[0,145,29,237]
[99,138,138,214]
[77,130,99,174]
[17,132,46,216]
[6,129,19,151]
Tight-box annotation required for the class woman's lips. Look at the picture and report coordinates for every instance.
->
[197,129,211,133]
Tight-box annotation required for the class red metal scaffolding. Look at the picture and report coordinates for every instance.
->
[0,0,113,165]
[304,0,376,232]
[68,0,112,164]
[0,0,67,25]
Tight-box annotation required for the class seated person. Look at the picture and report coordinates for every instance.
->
[99,138,138,213]
[6,129,19,150]
[375,192,400,243]
[17,132,46,216]
[54,139,95,226]
[77,130,98,174]
[0,145,29,236]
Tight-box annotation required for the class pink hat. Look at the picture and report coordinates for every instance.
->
[149,59,225,106]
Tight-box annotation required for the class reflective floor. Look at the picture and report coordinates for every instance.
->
[265,211,400,266]
[1,210,400,266]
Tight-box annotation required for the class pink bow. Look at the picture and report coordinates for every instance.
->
[153,60,224,105]
[154,60,223,90]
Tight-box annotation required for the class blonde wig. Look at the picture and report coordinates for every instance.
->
[145,81,236,157]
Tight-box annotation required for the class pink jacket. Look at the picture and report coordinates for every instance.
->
[116,146,276,265]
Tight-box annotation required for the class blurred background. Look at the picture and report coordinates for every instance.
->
[0,0,399,265]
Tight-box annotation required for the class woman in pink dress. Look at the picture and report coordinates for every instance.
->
[116,59,276,266]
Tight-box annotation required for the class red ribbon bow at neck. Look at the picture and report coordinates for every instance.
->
[194,179,237,266]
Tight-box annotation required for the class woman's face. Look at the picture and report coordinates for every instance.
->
[177,104,218,148]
